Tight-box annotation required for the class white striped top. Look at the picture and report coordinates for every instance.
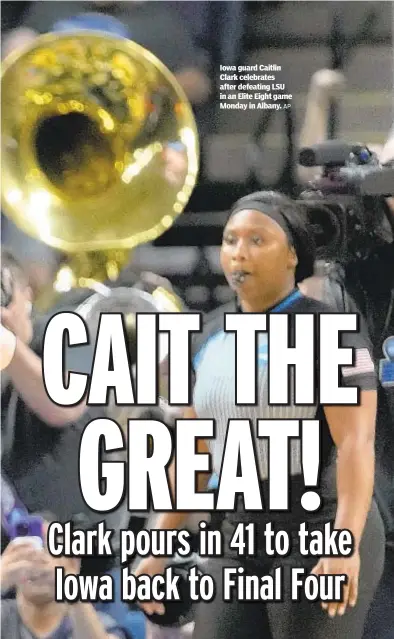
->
[192,295,376,480]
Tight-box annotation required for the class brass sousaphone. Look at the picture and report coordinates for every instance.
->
[1,30,199,312]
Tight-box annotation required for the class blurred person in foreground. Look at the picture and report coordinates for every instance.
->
[1,247,190,637]
[0,250,133,624]
[0,514,128,638]
[296,69,394,639]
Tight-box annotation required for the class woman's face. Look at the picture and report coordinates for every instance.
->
[220,209,298,303]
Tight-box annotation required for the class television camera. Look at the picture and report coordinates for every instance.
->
[297,140,394,263]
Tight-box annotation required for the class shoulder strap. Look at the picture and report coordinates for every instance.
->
[329,277,350,312]
[318,265,350,313]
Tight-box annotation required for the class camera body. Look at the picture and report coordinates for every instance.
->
[297,141,394,263]
[9,515,44,550]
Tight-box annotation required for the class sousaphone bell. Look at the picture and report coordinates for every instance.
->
[1,30,199,313]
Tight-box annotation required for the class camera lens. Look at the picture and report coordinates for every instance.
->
[16,523,29,536]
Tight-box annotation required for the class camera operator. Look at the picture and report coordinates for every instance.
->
[296,78,394,637]
[298,200,393,639]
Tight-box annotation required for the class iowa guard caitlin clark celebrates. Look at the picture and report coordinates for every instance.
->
[136,191,385,639]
